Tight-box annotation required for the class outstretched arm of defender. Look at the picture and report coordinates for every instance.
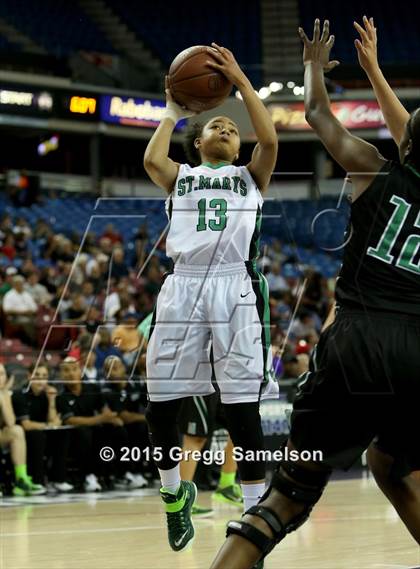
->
[354,16,410,145]
[143,79,194,193]
[207,43,278,192]
[299,20,386,197]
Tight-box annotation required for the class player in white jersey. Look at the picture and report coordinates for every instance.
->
[143,43,278,561]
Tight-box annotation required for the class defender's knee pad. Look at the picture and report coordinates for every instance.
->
[226,451,332,559]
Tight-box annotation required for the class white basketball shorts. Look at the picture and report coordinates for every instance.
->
[146,261,279,404]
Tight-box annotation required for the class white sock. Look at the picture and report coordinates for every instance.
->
[241,482,266,512]
[159,464,181,494]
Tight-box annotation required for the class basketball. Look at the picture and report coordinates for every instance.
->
[168,45,233,113]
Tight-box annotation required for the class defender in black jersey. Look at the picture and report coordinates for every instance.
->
[211,19,420,569]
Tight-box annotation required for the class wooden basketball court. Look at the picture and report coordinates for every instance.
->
[1,476,419,569]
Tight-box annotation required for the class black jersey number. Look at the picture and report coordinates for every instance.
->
[196,198,228,232]
[367,195,420,275]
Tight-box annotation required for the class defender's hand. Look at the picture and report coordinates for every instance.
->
[354,16,378,74]
[299,19,340,72]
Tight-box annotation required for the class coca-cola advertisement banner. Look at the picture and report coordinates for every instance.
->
[268,101,385,131]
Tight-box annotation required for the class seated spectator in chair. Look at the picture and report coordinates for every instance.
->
[2,275,37,345]
[57,357,128,492]
[102,355,148,489]
[81,350,98,383]
[12,363,73,493]
[0,363,46,496]
[94,328,122,371]
[0,266,18,300]
[25,272,51,306]
[111,312,142,369]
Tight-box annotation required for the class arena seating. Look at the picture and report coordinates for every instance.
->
[107,0,263,86]
[0,193,346,278]
[0,0,114,57]
[298,0,420,64]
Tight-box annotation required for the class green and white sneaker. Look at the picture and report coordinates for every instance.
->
[160,481,197,551]
[191,504,214,518]
[13,477,47,497]
[213,483,243,508]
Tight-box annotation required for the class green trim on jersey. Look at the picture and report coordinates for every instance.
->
[406,162,420,180]
[201,161,231,169]
[247,264,272,389]
[249,205,262,260]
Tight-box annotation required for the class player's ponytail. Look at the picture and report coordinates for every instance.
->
[183,122,203,166]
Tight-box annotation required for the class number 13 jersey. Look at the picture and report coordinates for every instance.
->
[165,163,263,265]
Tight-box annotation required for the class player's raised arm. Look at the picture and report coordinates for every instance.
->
[206,43,278,193]
[354,16,410,145]
[143,78,194,194]
[299,20,386,196]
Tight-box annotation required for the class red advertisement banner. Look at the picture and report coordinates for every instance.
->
[269,100,385,131]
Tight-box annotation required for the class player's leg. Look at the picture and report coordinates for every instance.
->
[213,435,243,508]
[367,443,420,543]
[210,438,331,569]
[0,426,46,495]
[178,396,214,516]
[210,267,275,515]
[211,311,380,568]
[146,272,214,550]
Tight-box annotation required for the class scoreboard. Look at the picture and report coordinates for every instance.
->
[0,81,185,133]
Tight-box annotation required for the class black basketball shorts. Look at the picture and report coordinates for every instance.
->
[289,308,420,477]
[178,392,226,438]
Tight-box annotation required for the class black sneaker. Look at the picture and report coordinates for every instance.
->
[160,481,197,551]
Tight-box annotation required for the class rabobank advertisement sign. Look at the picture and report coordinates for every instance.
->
[100,95,186,130]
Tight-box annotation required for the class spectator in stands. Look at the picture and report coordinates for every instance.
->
[0,266,17,299]
[101,223,122,245]
[270,239,287,265]
[102,355,148,488]
[0,234,16,261]
[12,363,73,493]
[39,266,60,296]
[111,312,142,368]
[67,331,92,361]
[94,328,122,370]
[80,281,96,308]
[289,310,317,340]
[63,293,87,323]
[2,275,37,345]
[302,269,325,314]
[134,223,148,267]
[25,272,51,306]
[0,363,46,496]
[81,350,98,382]
[58,357,126,491]
[266,262,289,295]
[110,247,129,279]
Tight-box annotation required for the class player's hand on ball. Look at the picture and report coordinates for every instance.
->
[206,43,247,86]
[354,16,378,73]
[298,19,340,72]
[164,76,197,122]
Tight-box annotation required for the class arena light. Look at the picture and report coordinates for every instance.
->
[293,86,304,96]
[258,87,271,99]
[287,81,295,89]
[269,82,283,92]
[235,90,243,100]
[37,135,59,156]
